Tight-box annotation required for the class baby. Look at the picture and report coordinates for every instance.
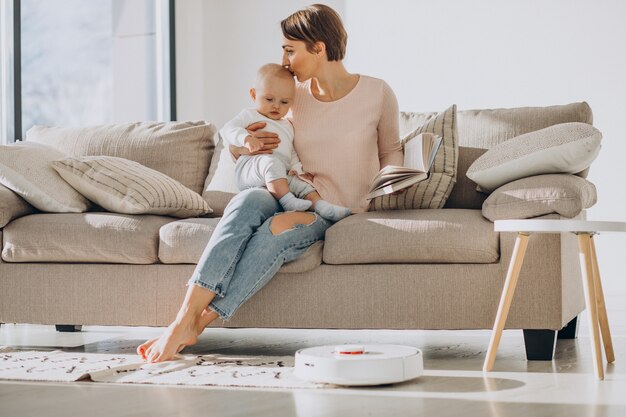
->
[220,63,351,221]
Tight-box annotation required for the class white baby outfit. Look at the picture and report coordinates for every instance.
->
[220,108,315,198]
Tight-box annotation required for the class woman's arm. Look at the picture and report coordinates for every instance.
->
[377,82,403,168]
[228,122,281,160]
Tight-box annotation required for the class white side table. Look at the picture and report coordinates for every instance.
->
[482,219,626,380]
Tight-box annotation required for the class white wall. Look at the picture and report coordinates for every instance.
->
[176,0,626,291]
[176,0,345,125]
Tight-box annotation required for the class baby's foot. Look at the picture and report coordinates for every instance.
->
[314,200,352,221]
[279,192,312,212]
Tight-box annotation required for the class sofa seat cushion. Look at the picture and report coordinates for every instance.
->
[2,213,174,264]
[323,209,499,264]
[158,218,323,273]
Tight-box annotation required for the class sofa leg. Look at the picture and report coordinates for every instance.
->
[557,316,579,340]
[523,329,557,360]
[55,325,83,332]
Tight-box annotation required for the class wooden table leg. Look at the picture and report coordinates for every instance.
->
[484,232,529,372]
[577,233,604,380]
[590,235,615,363]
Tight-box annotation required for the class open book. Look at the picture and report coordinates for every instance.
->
[366,133,443,200]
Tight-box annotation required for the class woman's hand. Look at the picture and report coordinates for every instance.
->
[229,121,281,160]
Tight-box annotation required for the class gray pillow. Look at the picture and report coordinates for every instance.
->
[481,174,597,221]
[52,156,212,218]
[467,122,601,193]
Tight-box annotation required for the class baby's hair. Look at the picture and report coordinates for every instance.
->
[255,63,295,89]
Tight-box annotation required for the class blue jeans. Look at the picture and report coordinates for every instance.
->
[188,187,332,320]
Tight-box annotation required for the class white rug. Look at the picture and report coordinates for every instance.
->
[0,347,330,388]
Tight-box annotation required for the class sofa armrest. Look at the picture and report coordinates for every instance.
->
[0,184,37,228]
[497,212,586,329]
[481,174,597,222]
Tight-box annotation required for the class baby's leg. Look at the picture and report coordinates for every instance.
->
[290,177,351,222]
[266,178,291,199]
[241,155,310,212]
[268,178,312,212]
[306,191,352,222]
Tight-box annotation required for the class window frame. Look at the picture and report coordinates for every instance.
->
[1,0,176,144]
[0,0,21,143]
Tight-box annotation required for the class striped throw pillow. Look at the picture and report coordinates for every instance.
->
[52,156,212,218]
[369,105,458,210]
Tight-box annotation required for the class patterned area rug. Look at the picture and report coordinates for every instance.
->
[0,346,329,388]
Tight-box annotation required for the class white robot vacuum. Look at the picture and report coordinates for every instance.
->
[294,344,423,386]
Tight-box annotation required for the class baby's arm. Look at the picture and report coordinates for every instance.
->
[220,110,263,152]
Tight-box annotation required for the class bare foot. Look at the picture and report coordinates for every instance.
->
[137,308,218,361]
[143,313,201,363]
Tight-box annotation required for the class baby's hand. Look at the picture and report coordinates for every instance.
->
[244,135,264,153]
[299,172,315,182]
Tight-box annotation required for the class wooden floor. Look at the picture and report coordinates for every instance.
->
[1,311,626,417]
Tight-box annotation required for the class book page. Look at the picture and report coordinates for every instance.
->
[403,133,429,172]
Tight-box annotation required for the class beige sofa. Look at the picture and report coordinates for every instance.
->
[0,102,596,360]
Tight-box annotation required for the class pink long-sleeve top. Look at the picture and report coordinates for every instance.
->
[290,75,403,212]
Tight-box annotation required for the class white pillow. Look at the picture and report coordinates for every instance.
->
[201,134,240,216]
[52,156,212,218]
[0,141,90,212]
[466,122,601,192]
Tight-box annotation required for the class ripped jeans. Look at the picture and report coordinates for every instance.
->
[187,187,332,320]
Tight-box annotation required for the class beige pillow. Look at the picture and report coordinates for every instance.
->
[0,184,38,228]
[0,142,91,212]
[52,156,212,218]
[369,105,458,211]
[467,122,601,193]
[481,174,597,221]
[201,134,240,216]
[26,121,216,194]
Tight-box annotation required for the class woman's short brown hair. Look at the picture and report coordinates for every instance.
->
[281,4,347,62]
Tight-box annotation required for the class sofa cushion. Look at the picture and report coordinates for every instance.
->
[0,142,91,213]
[158,218,323,273]
[467,123,602,192]
[400,102,593,149]
[2,213,174,264]
[26,121,216,194]
[323,209,499,264]
[158,218,221,264]
[369,105,458,211]
[482,174,597,221]
[0,184,37,228]
[52,156,212,218]
[401,102,594,209]
[444,147,488,209]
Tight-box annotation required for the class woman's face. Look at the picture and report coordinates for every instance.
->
[282,38,318,82]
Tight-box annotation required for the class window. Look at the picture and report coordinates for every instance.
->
[0,0,175,144]
[0,0,18,144]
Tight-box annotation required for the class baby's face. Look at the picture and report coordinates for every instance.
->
[253,76,295,120]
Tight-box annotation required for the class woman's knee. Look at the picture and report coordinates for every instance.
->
[269,212,316,235]
[229,188,279,216]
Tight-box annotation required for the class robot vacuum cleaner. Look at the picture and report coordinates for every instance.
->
[294,344,423,386]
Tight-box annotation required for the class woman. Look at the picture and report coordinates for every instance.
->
[137,4,402,363]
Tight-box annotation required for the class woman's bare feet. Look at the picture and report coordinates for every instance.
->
[140,306,206,363]
[137,308,219,361]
